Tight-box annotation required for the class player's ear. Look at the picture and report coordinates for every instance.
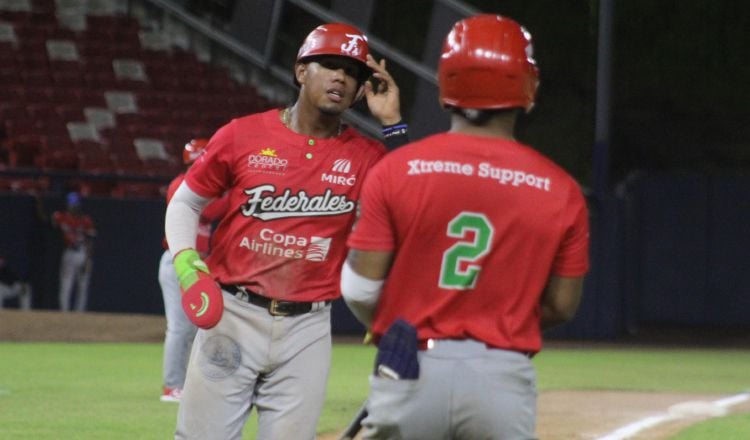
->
[353,83,366,103]
[295,62,307,86]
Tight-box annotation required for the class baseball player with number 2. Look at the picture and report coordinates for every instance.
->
[341,14,590,439]
[164,22,408,440]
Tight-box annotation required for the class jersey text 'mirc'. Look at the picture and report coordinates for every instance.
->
[406,159,551,191]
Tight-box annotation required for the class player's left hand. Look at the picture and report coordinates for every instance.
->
[364,54,402,126]
[173,249,224,329]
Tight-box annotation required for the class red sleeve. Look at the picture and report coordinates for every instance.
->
[346,161,396,251]
[550,187,590,277]
[184,122,235,198]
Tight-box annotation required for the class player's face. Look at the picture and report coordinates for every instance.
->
[297,56,364,115]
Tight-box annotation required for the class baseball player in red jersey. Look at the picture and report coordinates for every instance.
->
[164,23,408,439]
[341,14,590,439]
[52,192,97,312]
[158,138,230,403]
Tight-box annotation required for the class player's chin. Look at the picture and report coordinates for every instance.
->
[319,102,348,117]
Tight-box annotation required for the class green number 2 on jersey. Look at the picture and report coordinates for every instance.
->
[439,212,494,290]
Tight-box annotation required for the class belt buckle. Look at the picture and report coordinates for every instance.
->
[268,299,289,316]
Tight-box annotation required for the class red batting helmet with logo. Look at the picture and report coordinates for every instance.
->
[183,138,209,165]
[294,23,372,85]
[438,14,539,113]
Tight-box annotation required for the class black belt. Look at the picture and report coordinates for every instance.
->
[219,283,330,317]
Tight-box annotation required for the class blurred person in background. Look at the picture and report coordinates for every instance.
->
[0,253,32,310]
[158,138,229,403]
[52,191,96,312]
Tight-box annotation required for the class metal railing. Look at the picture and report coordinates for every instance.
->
[134,0,461,137]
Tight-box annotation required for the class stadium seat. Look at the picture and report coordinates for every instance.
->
[26,102,57,121]
[110,181,164,198]
[0,11,32,24]
[4,176,50,194]
[74,88,108,107]
[0,22,18,44]
[104,90,138,113]
[84,71,118,90]
[0,0,278,199]
[46,38,80,61]
[21,85,55,103]
[0,85,25,104]
[55,104,85,122]
[35,149,79,171]
[4,119,36,138]
[5,134,44,167]
[52,70,83,87]
[109,147,143,175]
[83,107,115,130]
[66,121,101,143]
[20,69,52,87]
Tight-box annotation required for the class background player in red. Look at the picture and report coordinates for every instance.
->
[52,192,96,312]
[158,138,229,403]
[341,14,590,439]
[164,23,408,439]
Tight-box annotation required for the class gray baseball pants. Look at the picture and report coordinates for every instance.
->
[363,339,538,440]
[175,290,332,440]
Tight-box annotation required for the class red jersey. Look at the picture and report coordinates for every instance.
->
[52,211,96,248]
[164,173,229,257]
[185,109,386,301]
[347,132,589,353]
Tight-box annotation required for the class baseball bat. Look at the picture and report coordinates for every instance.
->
[338,399,368,440]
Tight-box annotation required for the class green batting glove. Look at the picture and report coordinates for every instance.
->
[174,248,210,290]
[173,249,224,329]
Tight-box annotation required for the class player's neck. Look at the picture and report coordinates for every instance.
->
[449,113,516,141]
[281,104,342,138]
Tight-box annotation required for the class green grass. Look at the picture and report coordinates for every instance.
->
[669,412,750,439]
[0,342,748,439]
[535,348,750,393]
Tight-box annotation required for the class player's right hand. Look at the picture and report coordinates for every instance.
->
[173,248,224,329]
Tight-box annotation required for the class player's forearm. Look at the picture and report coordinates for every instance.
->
[340,261,384,328]
[343,297,376,328]
[539,276,584,330]
[165,182,212,253]
[540,304,576,330]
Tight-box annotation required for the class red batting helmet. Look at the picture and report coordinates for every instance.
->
[183,138,208,165]
[438,14,539,113]
[294,23,372,85]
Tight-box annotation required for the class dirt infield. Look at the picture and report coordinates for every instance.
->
[0,309,166,342]
[2,310,748,439]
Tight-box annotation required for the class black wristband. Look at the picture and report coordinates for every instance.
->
[381,121,409,150]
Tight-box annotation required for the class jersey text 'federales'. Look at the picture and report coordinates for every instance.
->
[241,184,356,220]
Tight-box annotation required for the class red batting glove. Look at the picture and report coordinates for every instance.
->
[173,249,224,329]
